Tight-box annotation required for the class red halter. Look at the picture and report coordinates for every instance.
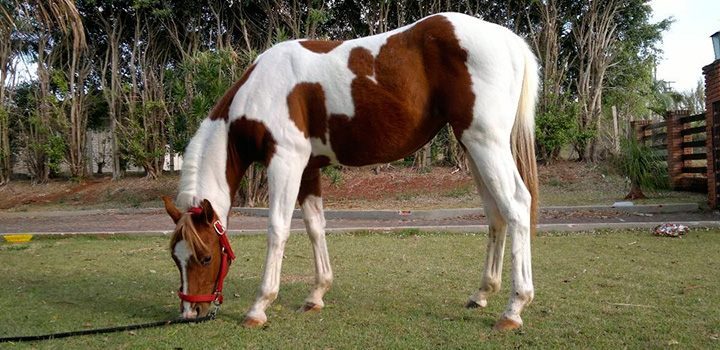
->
[177,207,236,306]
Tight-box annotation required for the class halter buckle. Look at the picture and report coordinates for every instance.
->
[213,221,225,235]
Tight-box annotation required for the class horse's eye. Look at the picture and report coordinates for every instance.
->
[200,256,212,266]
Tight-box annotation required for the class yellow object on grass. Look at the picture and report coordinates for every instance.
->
[3,234,33,243]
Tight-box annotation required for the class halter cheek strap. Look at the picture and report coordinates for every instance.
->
[177,208,235,306]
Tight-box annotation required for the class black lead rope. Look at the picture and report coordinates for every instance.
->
[0,315,214,343]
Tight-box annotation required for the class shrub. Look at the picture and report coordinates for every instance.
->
[614,136,669,199]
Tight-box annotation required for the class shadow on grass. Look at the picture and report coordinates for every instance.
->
[0,268,180,335]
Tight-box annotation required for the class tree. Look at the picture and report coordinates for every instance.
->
[525,0,578,162]
[88,0,131,179]
[679,80,705,114]
[574,0,669,161]
[9,0,85,183]
[0,1,18,184]
[56,26,91,178]
[572,0,620,161]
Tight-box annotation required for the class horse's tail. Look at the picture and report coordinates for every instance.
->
[510,44,539,237]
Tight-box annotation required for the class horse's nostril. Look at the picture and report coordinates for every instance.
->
[195,306,201,316]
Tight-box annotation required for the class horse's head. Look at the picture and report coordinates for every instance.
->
[163,196,232,319]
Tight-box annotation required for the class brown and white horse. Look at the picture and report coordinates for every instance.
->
[163,12,538,331]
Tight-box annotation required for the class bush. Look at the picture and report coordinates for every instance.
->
[535,93,579,162]
[322,165,343,186]
[614,136,669,199]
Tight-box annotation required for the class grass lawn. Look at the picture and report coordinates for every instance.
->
[1,229,718,348]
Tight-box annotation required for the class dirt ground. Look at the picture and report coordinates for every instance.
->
[0,161,707,212]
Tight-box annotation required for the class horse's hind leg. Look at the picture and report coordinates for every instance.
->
[465,157,508,309]
[461,137,533,331]
[298,167,333,312]
[243,149,309,328]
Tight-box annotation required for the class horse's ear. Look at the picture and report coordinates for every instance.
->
[162,196,182,223]
[200,199,215,223]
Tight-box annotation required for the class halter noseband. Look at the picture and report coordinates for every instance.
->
[177,207,236,308]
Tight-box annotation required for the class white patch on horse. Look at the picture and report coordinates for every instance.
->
[446,12,527,136]
[176,119,231,226]
[310,136,338,163]
[173,240,192,314]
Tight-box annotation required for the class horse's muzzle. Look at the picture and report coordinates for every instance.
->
[181,302,211,319]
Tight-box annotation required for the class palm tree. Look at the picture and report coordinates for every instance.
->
[7,0,86,182]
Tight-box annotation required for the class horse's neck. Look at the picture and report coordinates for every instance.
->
[177,119,232,225]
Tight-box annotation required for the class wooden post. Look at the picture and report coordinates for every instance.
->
[666,110,689,191]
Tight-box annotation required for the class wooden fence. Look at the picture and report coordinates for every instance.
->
[632,110,707,192]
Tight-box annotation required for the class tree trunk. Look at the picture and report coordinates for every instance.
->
[33,33,51,183]
[99,14,124,180]
[0,24,11,184]
[65,32,90,178]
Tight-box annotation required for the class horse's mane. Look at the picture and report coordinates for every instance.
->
[170,214,210,263]
[176,119,230,212]
[176,124,207,209]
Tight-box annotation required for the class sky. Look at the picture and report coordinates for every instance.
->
[650,0,720,92]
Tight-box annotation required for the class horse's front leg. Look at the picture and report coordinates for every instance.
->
[243,150,308,328]
[298,167,333,312]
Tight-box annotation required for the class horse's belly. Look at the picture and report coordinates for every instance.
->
[317,114,444,167]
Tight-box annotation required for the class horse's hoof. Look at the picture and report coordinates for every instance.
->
[465,299,487,309]
[493,317,522,331]
[300,302,323,312]
[242,316,265,328]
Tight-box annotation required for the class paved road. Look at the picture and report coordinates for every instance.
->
[1,204,718,235]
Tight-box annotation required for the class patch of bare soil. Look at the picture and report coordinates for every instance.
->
[0,174,179,211]
[539,160,617,187]
[320,166,476,209]
[0,161,698,212]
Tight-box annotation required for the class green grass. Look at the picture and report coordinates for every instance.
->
[539,179,706,207]
[1,230,719,348]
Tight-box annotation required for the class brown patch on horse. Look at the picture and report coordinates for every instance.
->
[297,166,322,205]
[287,83,329,143]
[225,116,278,199]
[283,16,473,166]
[209,64,256,121]
[347,47,374,77]
[299,40,343,54]
[325,15,474,166]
